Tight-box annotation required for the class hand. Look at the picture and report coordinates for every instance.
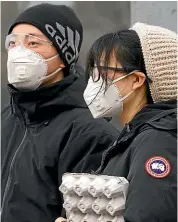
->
[55,217,67,222]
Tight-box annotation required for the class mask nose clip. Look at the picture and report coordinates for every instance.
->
[16,44,26,51]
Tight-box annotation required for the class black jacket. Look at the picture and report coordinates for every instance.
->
[98,100,177,222]
[1,71,118,222]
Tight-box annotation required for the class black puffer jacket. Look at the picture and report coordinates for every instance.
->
[98,100,177,222]
[1,71,118,222]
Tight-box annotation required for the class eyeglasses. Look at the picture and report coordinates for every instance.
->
[96,66,125,73]
[5,33,53,53]
[92,65,125,81]
[93,65,152,83]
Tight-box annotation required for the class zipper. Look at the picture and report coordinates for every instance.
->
[95,140,117,174]
[1,128,27,214]
[95,124,130,174]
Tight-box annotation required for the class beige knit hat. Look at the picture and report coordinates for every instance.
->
[131,22,177,102]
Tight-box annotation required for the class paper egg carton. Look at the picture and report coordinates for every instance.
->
[59,173,129,222]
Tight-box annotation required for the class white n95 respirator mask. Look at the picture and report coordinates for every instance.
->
[83,68,136,118]
[7,46,62,91]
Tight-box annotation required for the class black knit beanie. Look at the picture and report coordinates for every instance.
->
[8,3,83,73]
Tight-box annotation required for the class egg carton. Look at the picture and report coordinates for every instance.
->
[59,173,129,222]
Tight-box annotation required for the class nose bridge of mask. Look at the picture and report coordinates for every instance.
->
[9,44,59,62]
[11,45,30,55]
[84,77,106,108]
[88,77,106,97]
[8,46,36,63]
[15,44,26,50]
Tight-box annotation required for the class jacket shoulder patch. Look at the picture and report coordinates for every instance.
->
[145,156,171,178]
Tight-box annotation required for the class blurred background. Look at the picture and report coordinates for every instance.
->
[1,1,177,109]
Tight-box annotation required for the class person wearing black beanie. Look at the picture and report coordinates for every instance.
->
[8,3,83,73]
[1,3,118,222]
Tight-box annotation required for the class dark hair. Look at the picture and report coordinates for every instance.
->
[86,30,153,104]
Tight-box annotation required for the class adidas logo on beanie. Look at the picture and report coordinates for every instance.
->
[8,3,83,72]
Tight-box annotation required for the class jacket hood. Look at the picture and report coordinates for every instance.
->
[117,99,177,148]
[8,69,87,122]
[130,100,177,131]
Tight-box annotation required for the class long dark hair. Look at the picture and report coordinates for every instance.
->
[86,30,153,103]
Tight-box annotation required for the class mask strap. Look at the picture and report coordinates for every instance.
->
[45,54,59,62]
[112,70,139,84]
[41,54,61,80]
[120,90,134,102]
[41,67,62,81]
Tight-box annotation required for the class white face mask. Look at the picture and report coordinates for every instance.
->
[7,46,62,91]
[83,68,137,118]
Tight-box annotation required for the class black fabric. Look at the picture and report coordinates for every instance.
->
[100,100,177,222]
[8,3,83,72]
[1,69,119,222]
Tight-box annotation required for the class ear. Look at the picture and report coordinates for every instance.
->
[59,63,65,68]
[132,72,146,90]
[58,56,65,68]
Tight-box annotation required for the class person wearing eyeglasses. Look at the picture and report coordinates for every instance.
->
[83,23,177,222]
[1,4,119,222]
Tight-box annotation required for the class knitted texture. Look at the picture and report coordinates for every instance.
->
[131,22,177,102]
[8,3,83,72]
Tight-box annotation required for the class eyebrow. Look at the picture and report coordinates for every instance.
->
[28,33,45,38]
[11,32,44,38]
[11,32,51,43]
[28,33,51,42]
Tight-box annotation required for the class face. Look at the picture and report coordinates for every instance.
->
[98,52,147,105]
[9,24,65,83]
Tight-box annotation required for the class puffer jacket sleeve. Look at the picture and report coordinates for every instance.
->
[124,130,177,222]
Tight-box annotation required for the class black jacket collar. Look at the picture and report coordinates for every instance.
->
[8,71,87,122]
[96,99,177,174]
[131,100,176,127]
